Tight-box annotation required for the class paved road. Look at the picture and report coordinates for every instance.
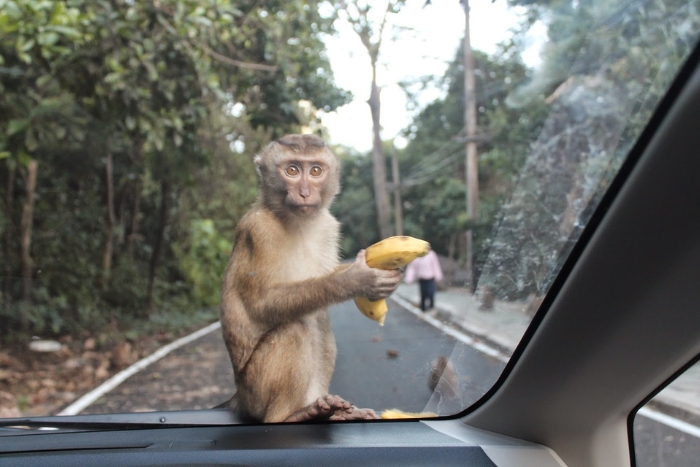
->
[82,299,700,465]
[634,414,700,467]
[329,299,504,415]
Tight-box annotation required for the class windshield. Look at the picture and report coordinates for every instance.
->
[1,0,699,425]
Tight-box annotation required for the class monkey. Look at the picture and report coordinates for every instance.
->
[428,356,458,397]
[219,134,402,423]
[427,356,461,414]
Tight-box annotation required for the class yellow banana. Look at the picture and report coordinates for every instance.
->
[380,409,438,419]
[354,236,430,326]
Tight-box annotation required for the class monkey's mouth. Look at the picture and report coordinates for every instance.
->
[289,204,319,215]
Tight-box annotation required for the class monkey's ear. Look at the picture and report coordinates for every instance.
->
[254,155,263,177]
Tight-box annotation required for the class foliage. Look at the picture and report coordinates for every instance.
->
[0,0,348,338]
[174,219,231,306]
[332,147,380,256]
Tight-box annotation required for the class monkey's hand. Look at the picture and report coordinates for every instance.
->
[347,249,402,302]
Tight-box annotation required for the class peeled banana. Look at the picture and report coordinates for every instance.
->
[354,236,430,326]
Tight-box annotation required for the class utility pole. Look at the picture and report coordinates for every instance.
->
[462,0,479,292]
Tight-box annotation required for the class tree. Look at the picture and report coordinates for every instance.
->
[0,0,350,336]
[335,0,406,239]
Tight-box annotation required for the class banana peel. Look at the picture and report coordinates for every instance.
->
[380,409,438,419]
[354,236,430,326]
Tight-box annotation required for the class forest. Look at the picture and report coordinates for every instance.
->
[1,0,698,341]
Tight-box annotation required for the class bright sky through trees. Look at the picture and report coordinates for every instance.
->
[321,0,545,152]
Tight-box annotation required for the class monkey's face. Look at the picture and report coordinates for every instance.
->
[278,158,330,216]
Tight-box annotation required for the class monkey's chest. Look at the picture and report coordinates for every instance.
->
[278,229,338,282]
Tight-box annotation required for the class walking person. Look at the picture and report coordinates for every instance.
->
[405,248,443,313]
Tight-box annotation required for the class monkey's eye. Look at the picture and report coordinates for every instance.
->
[285,165,300,176]
[310,166,323,177]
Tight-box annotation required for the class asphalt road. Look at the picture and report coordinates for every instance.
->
[82,299,699,465]
[329,299,504,415]
[634,414,700,467]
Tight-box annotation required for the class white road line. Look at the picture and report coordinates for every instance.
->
[57,321,222,416]
[638,406,700,439]
[390,294,508,363]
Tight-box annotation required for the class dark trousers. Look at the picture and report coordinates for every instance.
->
[418,279,436,311]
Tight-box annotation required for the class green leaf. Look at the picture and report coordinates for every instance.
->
[104,72,122,84]
[7,119,28,137]
[44,25,82,40]
[49,2,70,25]
[38,31,59,46]
[25,130,38,151]
[125,116,136,131]
[17,149,31,165]
[36,74,52,87]
[20,38,35,52]
[18,52,31,64]
[0,151,10,160]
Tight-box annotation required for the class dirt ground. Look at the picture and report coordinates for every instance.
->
[82,329,234,414]
[0,322,231,418]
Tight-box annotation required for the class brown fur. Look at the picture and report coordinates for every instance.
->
[220,135,400,422]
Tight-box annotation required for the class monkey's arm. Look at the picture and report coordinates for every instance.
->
[233,257,399,326]
[222,212,400,326]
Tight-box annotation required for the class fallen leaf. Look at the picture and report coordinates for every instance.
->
[0,406,21,418]
[64,357,86,370]
[95,360,110,379]
[0,352,23,369]
[371,336,382,343]
[84,337,96,351]
[386,349,399,358]
[111,342,132,369]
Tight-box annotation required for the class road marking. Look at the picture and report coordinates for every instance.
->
[638,406,700,438]
[390,294,508,363]
[57,321,222,416]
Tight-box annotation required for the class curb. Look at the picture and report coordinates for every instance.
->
[395,291,514,358]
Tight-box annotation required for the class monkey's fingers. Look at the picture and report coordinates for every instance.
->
[317,397,332,411]
[325,394,353,412]
[332,407,379,420]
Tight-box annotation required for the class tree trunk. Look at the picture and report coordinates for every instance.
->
[128,140,144,256]
[128,178,142,257]
[146,180,170,313]
[368,65,392,239]
[463,0,479,292]
[117,185,126,245]
[3,164,16,310]
[20,160,38,331]
[102,152,116,291]
[390,147,403,236]
[448,233,457,262]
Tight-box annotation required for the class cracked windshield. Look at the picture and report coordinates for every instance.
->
[1,0,699,428]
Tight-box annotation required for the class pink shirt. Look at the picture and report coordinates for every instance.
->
[405,250,443,283]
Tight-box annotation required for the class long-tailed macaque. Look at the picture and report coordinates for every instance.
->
[220,134,401,423]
